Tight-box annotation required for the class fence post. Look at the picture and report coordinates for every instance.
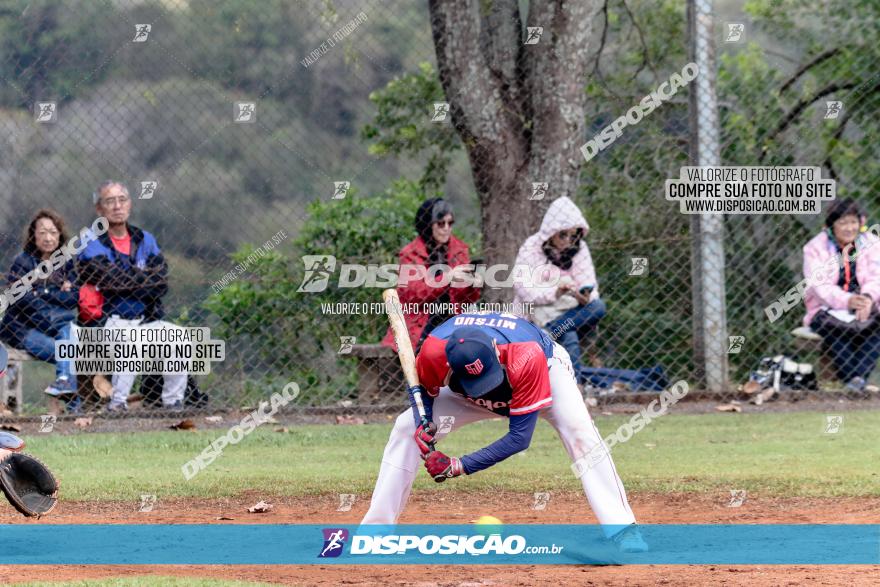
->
[688,0,729,393]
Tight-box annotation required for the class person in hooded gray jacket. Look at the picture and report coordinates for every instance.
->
[512,197,605,383]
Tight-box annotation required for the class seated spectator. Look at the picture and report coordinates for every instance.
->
[381,198,481,353]
[513,196,605,383]
[77,180,188,412]
[803,198,880,394]
[0,209,79,403]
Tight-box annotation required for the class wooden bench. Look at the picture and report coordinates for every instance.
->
[0,346,113,414]
[1,347,33,414]
[348,328,603,402]
[349,343,404,403]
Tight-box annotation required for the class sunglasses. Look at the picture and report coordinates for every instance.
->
[435,220,455,228]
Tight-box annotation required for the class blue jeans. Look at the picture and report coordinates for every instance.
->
[22,321,73,380]
[545,299,607,382]
[811,316,880,382]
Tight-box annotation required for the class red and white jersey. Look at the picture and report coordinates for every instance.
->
[415,313,554,417]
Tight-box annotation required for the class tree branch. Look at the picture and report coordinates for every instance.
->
[591,0,609,79]
[428,0,508,145]
[822,80,880,175]
[759,81,857,161]
[779,48,840,94]
[621,0,658,82]
[525,0,605,198]
[589,0,626,105]
[479,0,522,90]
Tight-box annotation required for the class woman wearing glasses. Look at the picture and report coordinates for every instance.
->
[0,209,79,404]
[381,198,481,353]
[513,196,604,382]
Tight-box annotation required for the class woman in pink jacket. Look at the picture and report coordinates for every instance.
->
[803,198,880,393]
[512,196,605,383]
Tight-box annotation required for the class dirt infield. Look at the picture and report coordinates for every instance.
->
[1,491,878,586]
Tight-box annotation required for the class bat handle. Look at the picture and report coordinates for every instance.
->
[412,387,442,479]
[417,415,437,454]
[413,389,427,419]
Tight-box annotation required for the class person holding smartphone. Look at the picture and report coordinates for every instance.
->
[512,196,605,382]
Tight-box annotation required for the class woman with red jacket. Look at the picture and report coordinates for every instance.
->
[381,198,481,352]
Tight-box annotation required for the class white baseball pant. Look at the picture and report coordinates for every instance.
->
[104,316,187,406]
[361,342,636,531]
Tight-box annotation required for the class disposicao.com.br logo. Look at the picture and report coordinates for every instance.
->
[318,528,350,558]
[297,255,561,292]
[318,529,562,557]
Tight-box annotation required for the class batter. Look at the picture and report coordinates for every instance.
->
[361,312,648,552]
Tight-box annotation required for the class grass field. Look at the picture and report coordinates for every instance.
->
[29,409,879,501]
[3,409,877,587]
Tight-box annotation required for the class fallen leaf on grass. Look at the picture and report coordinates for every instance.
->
[204,416,223,423]
[0,424,21,432]
[274,427,289,433]
[74,417,93,428]
[247,501,273,513]
[169,419,196,430]
[715,403,742,413]
[741,381,762,395]
[750,387,776,406]
[335,415,365,425]
[644,443,656,449]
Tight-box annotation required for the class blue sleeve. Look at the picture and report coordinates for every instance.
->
[6,253,31,283]
[460,411,539,474]
[408,387,435,427]
[144,232,162,255]
[40,288,78,309]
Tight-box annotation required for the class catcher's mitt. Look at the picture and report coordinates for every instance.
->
[0,452,59,517]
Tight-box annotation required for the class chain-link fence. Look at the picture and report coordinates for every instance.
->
[0,0,878,419]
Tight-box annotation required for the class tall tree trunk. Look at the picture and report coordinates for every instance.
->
[428,0,602,301]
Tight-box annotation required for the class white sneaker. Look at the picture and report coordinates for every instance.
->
[105,401,128,413]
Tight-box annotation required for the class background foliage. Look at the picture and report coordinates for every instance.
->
[0,0,878,412]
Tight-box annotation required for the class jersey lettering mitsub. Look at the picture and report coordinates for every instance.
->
[416,312,555,417]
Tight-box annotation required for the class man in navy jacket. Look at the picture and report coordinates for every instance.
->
[78,180,187,411]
